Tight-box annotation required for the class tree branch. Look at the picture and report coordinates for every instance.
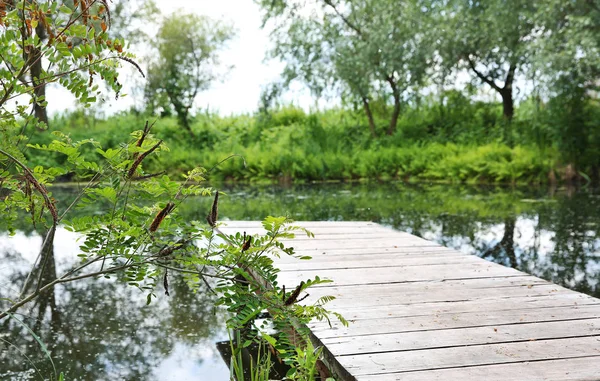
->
[0,148,58,224]
[322,0,363,36]
[466,56,502,93]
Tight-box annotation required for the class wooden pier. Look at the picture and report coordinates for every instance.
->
[222,221,600,381]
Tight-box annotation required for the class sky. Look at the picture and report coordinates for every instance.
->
[46,0,316,116]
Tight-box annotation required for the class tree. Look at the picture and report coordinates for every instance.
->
[533,0,600,176]
[1,5,343,379]
[535,0,600,88]
[144,12,234,136]
[260,0,434,136]
[434,0,539,123]
[0,0,124,128]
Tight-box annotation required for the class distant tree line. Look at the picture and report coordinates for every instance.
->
[258,0,598,132]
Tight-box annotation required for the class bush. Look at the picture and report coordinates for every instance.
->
[28,97,597,184]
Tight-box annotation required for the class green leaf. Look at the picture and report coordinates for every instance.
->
[59,5,73,14]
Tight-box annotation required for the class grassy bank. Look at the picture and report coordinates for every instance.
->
[25,101,589,184]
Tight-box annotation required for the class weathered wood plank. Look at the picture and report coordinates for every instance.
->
[322,318,600,355]
[277,275,555,301]
[338,336,600,376]
[224,221,600,381]
[222,226,394,236]
[222,221,376,228]
[310,304,600,337]
[322,293,600,320]
[290,246,457,257]
[274,261,525,287]
[266,238,442,250]
[276,254,475,271]
[301,287,575,313]
[363,356,600,381]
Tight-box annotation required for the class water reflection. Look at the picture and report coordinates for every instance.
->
[1,182,599,380]
[179,182,599,298]
[0,228,227,380]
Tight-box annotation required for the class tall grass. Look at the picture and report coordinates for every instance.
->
[28,96,594,184]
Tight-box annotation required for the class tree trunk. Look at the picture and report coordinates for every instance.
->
[502,63,516,122]
[384,75,401,136]
[361,97,376,137]
[500,88,514,147]
[387,96,401,136]
[31,55,48,127]
[169,94,194,137]
[481,216,517,268]
[501,217,517,269]
[466,58,515,123]
[500,87,514,121]
[30,23,49,127]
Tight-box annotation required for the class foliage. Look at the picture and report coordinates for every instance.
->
[229,329,273,381]
[534,0,600,89]
[144,11,234,135]
[2,122,345,378]
[433,0,538,123]
[257,0,598,152]
[532,0,600,174]
[0,2,342,379]
[259,0,433,136]
[284,340,326,381]
[29,100,585,184]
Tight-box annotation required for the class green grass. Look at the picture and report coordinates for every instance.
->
[25,101,586,185]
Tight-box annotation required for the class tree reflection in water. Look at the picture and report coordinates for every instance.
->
[1,182,599,379]
[0,230,225,381]
[176,182,599,298]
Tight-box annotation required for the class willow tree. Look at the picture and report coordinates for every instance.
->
[434,0,539,123]
[534,0,600,175]
[144,12,233,136]
[260,0,434,136]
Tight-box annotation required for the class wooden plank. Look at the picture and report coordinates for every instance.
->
[224,221,600,380]
[221,226,394,236]
[222,221,376,228]
[314,285,575,310]
[266,238,441,250]
[279,273,571,309]
[279,234,426,242]
[274,262,526,287]
[309,304,600,337]
[321,293,600,320]
[301,274,549,292]
[221,228,410,240]
[322,318,600,355]
[277,251,466,264]
[290,246,456,257]
[337,336,600,376]
[363,356,600,381]
[276,254,475,271]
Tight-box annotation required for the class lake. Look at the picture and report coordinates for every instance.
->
[1,182,599,380]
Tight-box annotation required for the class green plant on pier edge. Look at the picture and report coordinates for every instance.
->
[0,1,346,380]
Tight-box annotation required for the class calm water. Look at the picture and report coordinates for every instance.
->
[1,182,599,380]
